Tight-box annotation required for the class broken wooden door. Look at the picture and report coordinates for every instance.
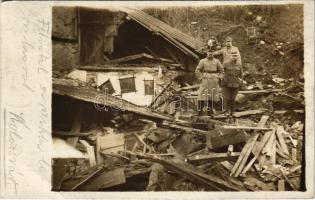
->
[79,7,106,65]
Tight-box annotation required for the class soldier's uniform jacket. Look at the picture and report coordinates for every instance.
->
[222,61,243,88]
[195,57,223,101]
[214,46,242,65]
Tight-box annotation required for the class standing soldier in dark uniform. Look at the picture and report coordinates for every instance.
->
[195,51,223,116]
[213,36,243,116]
[221,54,243,116]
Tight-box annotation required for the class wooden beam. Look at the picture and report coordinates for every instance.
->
[213,110,268,119]
[53,83,173,121]
[162,120,208,136]
[52,130,93,137]
[238,89,284,94]
[70,166,104,191]
[276,125,290,155]
[95,133,103,164]
[78,65,158,72]
[165,46,181,64]
[220,161,234,172]
[129,152,245,191]
[278,180,285,191]
[149,82,172,109]
[107,53,174,64]
[222,126,271,131]
[187,152,241,163]
[79,140,96,167]
[175,84,200,92]
[66,106,82,147]
[280,168,298,190]
[273,110,304,114]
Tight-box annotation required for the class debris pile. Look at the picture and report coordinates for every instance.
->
[52,72,304,191]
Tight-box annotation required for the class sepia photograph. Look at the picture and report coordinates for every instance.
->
[49,4,305,192]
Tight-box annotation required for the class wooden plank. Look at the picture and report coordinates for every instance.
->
[133,133,153,153]
[292,148,297,162]
[53,130,93,137]
[230,133,259,177]
[241,130,273,176]
[129,152,245,191]
[79,140,96,167]
[221,161,234,172]
[258,155,266,170]
[288,135,298,147]
[95,133,103,164]
[273,110,304,115]
[67,106,82,147]
[276,125,290,155]
[191,116,228,126]
[78,65,159,72]
[222,125,271,131]
[280,168,298,190]
[162,120,208,136]
[70,166,104,191]
[262,130,275,156]
[238,89,284,94]
[214,110,267,119]
[278,180,285,191]
[175,84,200,92]
[256,115,270,127]
[234,134,259,177]
[231,115,269,177]
[108,53,174,64]
[244,175,274,191]
[270,135,277,165]
[187,152,241,163]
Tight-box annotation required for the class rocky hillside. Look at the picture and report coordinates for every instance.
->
[144,4,303,80]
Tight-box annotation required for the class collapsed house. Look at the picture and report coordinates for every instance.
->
[52,6,305,191]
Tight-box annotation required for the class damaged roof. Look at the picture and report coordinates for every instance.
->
[53,83,173,121]
[120,7,204,58]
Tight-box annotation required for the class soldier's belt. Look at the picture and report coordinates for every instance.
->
[204,71,219,73]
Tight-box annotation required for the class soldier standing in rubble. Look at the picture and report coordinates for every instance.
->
[195,51,223,116]
[213,36,243,115]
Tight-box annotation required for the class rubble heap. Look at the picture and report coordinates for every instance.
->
[52,71,304,191]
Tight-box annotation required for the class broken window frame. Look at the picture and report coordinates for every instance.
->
[143,79,154,95]
[119,75,136,94]
[99,79,115,95]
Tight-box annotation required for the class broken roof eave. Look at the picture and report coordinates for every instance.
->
[120,7,203,60]
[53,83,173,121]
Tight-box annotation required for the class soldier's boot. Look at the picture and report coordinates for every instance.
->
[230,99,235,117]
[197,101,204,116]
[207,101,214,116]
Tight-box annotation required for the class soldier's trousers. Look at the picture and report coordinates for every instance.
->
[222,87,239,113]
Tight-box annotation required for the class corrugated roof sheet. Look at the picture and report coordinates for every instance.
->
[120,7,204,58]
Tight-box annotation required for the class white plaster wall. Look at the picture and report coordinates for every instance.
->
[52,138,88,159]
[67,70,155,106]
